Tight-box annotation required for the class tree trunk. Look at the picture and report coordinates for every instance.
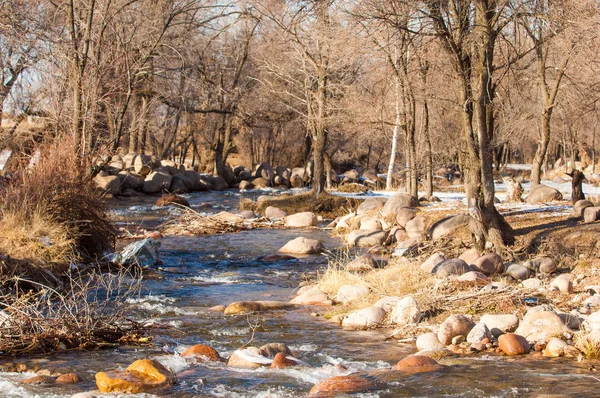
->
[569,169,585,203]
[386,74,401,190]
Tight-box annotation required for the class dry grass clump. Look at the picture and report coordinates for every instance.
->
[0,138,115,264]
[247,192,360,219]
[335,183,369,194]
[574,332,600,359]
[0,267,147,355]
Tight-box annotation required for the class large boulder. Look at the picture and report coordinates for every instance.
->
[341,306,386,330]
[94,173,121,195]
[118,172,145,191]
[472,253,504,275]
[390,296,421,326]
[416,333,445,351]
[356,197,386,215]
[526,184,563,204]
[133,155,153,176]
[95,359,173,393]
[184,171,210,191]
[466,323,491,344]
[290,174,304,188]
[275,166,291,180]
[381,193,419,216]
[279,237,323,254]
[405,216,426,238]
[252,177,270,188]
[571,200,594,218]
[359,217,382,231]
[438,314,475,345]
[396,207,418,228]
[432,258,472,277]
[255,162,274,182]
[395,355,442,373]
[346,230,389,247]
[429,215,470,240]
[514,310,568,342]
[286,212,318,227]
[227,347,271,368]
[505,263,530,281]
[169,174,193,193]
[458,248,481,265]
[143,171,172,194]
[290,285,330,305]
[480,314,519,337]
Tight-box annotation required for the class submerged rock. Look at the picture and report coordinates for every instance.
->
[114,238,160,267]
[308,375,377,397]
[395,355,442,373]
[95,359,173,393]
[227,347,272,368]
[224,301,296,315]
[155,193,190,207]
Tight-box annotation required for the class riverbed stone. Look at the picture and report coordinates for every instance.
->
[526,184,563,203]
[270,352,297,369]
[480,314,519,337]
[584,207,600,223]
[279,237,323,254]
[543,337,568,357]
[345,254,376,272]
[227,347,271,368]
[396,207,418,228]
[390,296,420,326]
[438,314,476,345]
[458,248,481,265]
[382,193,419,216]
[143,171,172,194]
[265,206,287,218]
[55,373,80,385]
[259,343,293,358]
[224,301,295,315]
[506,263,530,281]
[420,252,446,273]
[584,310,600,330]
[21,375,55,385]
[498,333,530,355]
[457,271,488,283]
[472,253,504,275]
[395,355,441,373]
[550,274,574,293]
[405,216,426,238]
[432,258,472,277]
[466,323,492,343]
[286,212,318,227]
[571,200,594,218]
[429,215,470,241]
[521,278,543,289]
[524,256,558,274]
[156,194,190,207]
[416,333,445,351]
[181,344,223,361]
[356,197,386,215]
[308,375,376,397]
[94,173,121,195]
[360,217,382,231]
[95,359,173,393]
[290,286,330,305]
[346,230,389,247]
[336,284,370,304]
[342,306,386,330]
[515,311,569,342]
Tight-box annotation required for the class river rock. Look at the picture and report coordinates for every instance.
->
[227,347,271,368]
[279,237,323,254]
[584,310,600,330]
[420,252,446,273]
[521,278,543,289]
[336,284,370,304]
[480,314,519,336]
[143,171,172,194]
[238,180,253,190]
[342,306,386,330]
[286,212,318,227]
[558,313,581,330]
[252,177,270,188]
[390,296,420,326]
[571,200,594,218]
[395,355,441,373]
[382,193,419,216]
[432,258,472,277]
[356,197,386,215]
[459,248,481,265]
[134,154,153,176]
[155,194,190,207]
[256,162,274,181]
[308,375,376,397]
[498,333,530,355]
[21,375,55,385]
[290,286,330,305]
[119,172,145,191]
[396,207,417,228]
[526,184,563,203]
[259,343,293,358]
[524,256,558,274]
[515,311,568,342]
[550,274,574,293]
[181,344,223,361]
[430,215,470,240]
[346,230,389,247]
[506,263,530,280]
[115,238,160,267]
[405,216,426,238]
[438,314,475,345]
[472,253,504,275]
[457,271,488,283]
[584,206,600,223]
[345,254,376,272]
[224,301,295,315]
[543,337,568,357]
[466,323,491,343]
[56,373,79,385]
[270,352,297,369]
[95,359,173,393]
[94,173,121,195]
[416,333,445,351]
[265,206,287,218]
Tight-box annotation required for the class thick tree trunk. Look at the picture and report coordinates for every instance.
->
[531,113,551,185]
[569,169,585,203]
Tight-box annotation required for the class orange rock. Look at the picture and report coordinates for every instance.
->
[56,373,79,384]
[145,231,164,240]
[498,333,530,356]
[395,355,442,373]
[21,375,55,385]
[308,375,375,397]
[181,344,223,361]
[271,353,297,369]
[155,194,190,207]
[95,359,173,393]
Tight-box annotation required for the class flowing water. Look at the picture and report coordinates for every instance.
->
[0,190,598,397]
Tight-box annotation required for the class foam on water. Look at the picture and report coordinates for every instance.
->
[209,326,251,336]
[153,354,189,374]
[204,384,296,397]
[127,301,195,315]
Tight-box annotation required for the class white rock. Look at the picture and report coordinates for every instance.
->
[515,311,569,342]
[416,333,445,351]
[480,314,519,337]
[336,284,370,304]
[342,306,386,330]
[390,296,421,326]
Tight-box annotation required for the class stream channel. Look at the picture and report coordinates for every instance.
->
[0,189,598,397]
